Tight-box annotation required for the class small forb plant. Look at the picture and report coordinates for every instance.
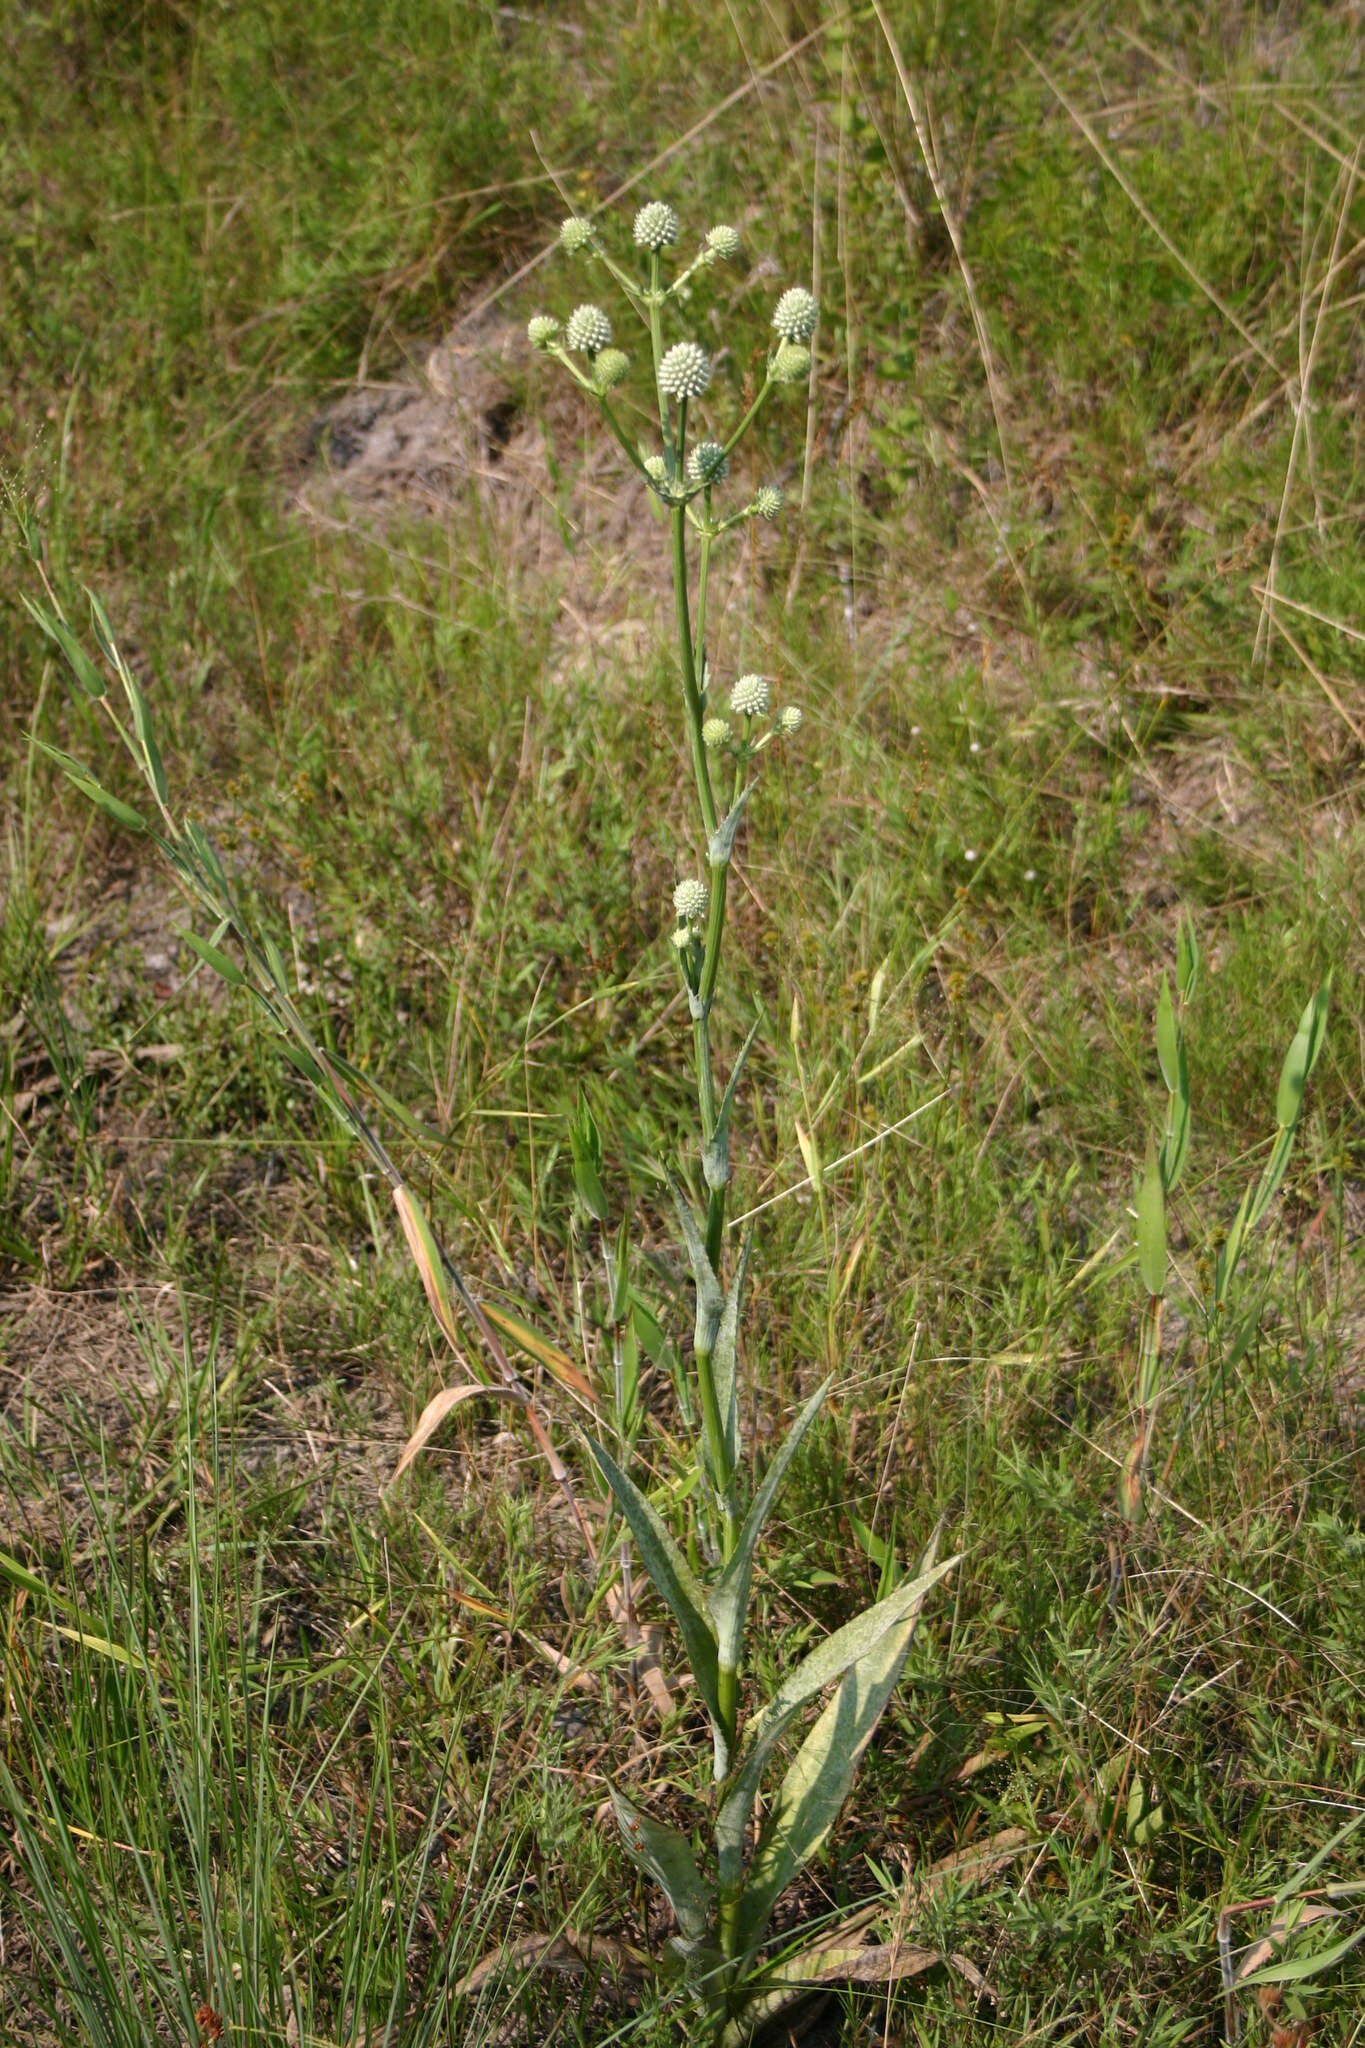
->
[529,204,957,2037]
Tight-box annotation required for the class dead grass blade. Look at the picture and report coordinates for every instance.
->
[389,1381,529,1486]
[452,1928,649,1999]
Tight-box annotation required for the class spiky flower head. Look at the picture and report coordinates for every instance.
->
[753,483,784,519]
[592,347,629,391]
[704,224,741,260]
[643,454,668,486]
[633,200,680,250]
[658,342,711,400]
[730,673,770,719]
[772,341,811,385]
[772,287,818,343]
[564,303,612,355]
[673,878,709,922]
[527,315,561,349]
[702,716,731,749]
[777,705,804,735]
[687,440,729,486]
[560,217,597,252]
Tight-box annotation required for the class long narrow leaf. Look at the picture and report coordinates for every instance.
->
[22,596,106,699]
[710,1228,753,1472]
[587,1438,722,1737]
[708,1378,832,1687]
[666,1171,724,1357]
[715,1549,957,1891]
[702,1010,763,1192]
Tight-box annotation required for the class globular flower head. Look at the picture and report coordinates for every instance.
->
[730,673,770,719]
[702,716,731,750]
[687,440,729,486]
[704,224,741,261]
[777,704,804,735]
[564,303,612,355]
[772,287,818,343]
[658,342,711,400]
[772,341,811,385]
[592,347,629,391]
[753,483,784,520]
[673,878,709,922]
[560,216,597,252]
[527,315,561,350]
[634,200,680,250]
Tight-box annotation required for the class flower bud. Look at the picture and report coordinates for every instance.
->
[560,217,596,252]
[702,716,731,749]
[592,347,629,391]
[673,878,709,922]
[753,484,784,519]
[687,440,729,486]
[704,225,741,260]
[564,303,612,354]
[658,342,711,400]
[777,705,803,735]
[729,673,770,719]
[772,341,811,385]
[527,315,561,349]
[772,287,818,343]
[633,200,680,249]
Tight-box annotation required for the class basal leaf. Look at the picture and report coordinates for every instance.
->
[608,1784,713,1944]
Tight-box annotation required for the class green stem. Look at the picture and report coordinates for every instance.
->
[721,373,775,460]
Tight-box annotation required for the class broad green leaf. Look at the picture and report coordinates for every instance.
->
[707,785,751,869]
[22,597,105,699]
[587,1438,721,1739]
[178,928,247,987]
[666,1171,724,1358]
[715,1547,957,1892]
[709,1379,831,1690]
[34,740,146,833]
[1275,982,1330,1131]
[703,1010,763,1192]
[1155,976,1179,1094]
[608,1784,713,1943]
[1135,1142,1166,1299]
[734,1594,923,1955]
[569,1092,609,1221]
[710,1227,753,1472]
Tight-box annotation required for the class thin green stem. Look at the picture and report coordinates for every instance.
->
[721,374,775,460]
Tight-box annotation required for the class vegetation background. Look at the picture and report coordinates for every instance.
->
[1,1,1363,2042]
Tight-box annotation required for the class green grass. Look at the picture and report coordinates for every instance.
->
[3,0,1365,2041]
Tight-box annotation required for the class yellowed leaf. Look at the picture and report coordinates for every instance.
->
[389,1381,527,1486]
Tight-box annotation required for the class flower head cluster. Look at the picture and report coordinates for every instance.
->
[772,288,818,343]
[704,225,741,261]
[559,217,597,253]
[687,441,728,487]
[702,716,731,749]
[658,342,711,401]
[565,303,612,355]
[592,347,629,391]
[527,315,561,349]
[753,484,784,520]
[777,705,803,735]
[730,674,770,719]
[673,878,708,923]
[634,200,679,250]
[771,341,811,385]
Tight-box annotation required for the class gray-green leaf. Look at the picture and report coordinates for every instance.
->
[608,1785,713,1944]
[666,1172,724,1358]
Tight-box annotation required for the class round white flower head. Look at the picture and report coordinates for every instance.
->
[634,200,680,250]
[643,454,668,485]
[777,705,803,735]
[772,340,811,385]
[702,716,731,749]
[730,673,770,719]
[753,483,784,519]
[592,347,629,391]
[560,217,596,252]
[658,342,711,400]
[673,878,709,922]
[564,303,612,355]
[527,315,561,349]
[772,287,818,343]
[687,440,728,486]
[704,224,741,260]
[670,927,693,951]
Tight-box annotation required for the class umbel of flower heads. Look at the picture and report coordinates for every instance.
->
[528,200,956,2045]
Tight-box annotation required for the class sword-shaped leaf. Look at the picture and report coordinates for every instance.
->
[34,740,146,834]
[22,597,106,700]
[710,1228,754,1472]
[702,1010,763,1192]
[708,1378,832,1694]
[1135,1141,1166,1300]
[734,1593,925,1956]
[608,1784,713,1944]
[666,1171,724,1358]
[707,786,751,870]
[587,1437,722,1741]
[715,1544,957,1893]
